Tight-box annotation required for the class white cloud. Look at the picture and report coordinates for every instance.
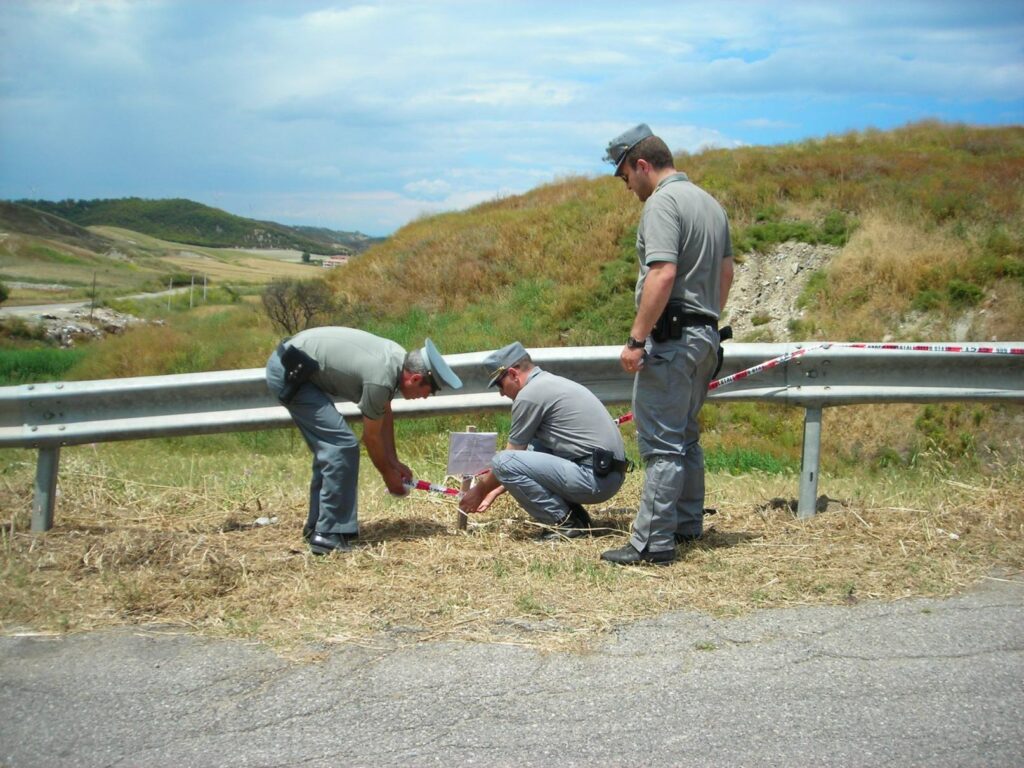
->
[1,0,1021,234]
[403,179,452,199]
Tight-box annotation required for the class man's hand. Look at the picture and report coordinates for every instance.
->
[476,485,506,513]
[460,480,505,514]
[459,483,486,514]
[384,468,409,496]
[395,461,414,483]
[620,345,646,373]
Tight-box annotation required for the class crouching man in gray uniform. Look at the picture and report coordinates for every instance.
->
[459,342,628,540]
[266,327,462,555]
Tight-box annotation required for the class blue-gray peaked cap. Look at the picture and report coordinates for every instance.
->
[484,341,529,387]
[603,123,653,173]
[420,338,463,392]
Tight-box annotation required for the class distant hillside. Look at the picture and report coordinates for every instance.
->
[292,226,386,254]
[15,198,350,255]
[0,201,114,252]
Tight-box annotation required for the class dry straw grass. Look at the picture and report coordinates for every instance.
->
[2,441,1021,656]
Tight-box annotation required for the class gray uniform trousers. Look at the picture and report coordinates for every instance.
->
[266,349,361,536]
[631,325,718,553]
[491,446,625,526]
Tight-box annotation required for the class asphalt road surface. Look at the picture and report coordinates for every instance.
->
[1,576,1021,768]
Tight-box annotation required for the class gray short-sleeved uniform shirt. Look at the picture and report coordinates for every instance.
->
[509,368,626,461]
[289,327,405,420]
[635,172,733,318]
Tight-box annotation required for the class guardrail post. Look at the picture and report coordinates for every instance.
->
[31,446,60,532]
[797,406,822,519]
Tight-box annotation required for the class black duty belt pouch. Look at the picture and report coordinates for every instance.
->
[278,344,320,404]
[651,302,716,343]
[591,448,630,477]
[592,448,615,478]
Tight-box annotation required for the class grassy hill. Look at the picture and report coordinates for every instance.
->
[0,200,115,252]
[327,120,1023,355]
[15,197,350,255]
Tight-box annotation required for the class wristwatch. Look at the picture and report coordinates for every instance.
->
[626,336,646,349]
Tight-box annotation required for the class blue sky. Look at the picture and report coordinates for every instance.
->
[1,1,1022,236]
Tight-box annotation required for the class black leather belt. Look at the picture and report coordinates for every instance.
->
[675,311,717,327]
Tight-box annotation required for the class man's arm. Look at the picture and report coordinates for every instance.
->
[379,403,413,480]
[720,255,734,312]
[621,261,676,372]
[459,441,525,514]
[362,403,408,495]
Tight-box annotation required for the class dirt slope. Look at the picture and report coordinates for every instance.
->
[726,242,839,342]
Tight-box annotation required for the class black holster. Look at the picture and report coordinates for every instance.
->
[713,325,733,379]
[277,343,320,404]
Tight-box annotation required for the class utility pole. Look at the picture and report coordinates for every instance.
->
[189,274,195,309]
[90,272,96,321]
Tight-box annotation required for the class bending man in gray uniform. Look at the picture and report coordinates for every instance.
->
[600,124,734,566]
[459,342,628,540]
[266,327,463,555]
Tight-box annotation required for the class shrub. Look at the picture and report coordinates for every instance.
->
[820,210,856,246]
[946,279,984,308]
[261,278,337,335]
[0,316,47,341]
[911,289,943,312]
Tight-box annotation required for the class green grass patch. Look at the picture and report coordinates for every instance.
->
[22,243,91,265]
[796,269,829,309]
[0,347,87,385]
[732,210,857,254]
[705,446,797,474]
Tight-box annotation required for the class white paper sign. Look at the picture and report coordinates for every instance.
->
[446,431,498,476]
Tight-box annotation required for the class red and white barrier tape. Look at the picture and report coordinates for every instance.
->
[405,479,463,499]
[843,342,1024,355]
[708,344,819,392]
[613,341,1022,426]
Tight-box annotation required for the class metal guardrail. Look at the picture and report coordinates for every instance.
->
[2,342,1022,531]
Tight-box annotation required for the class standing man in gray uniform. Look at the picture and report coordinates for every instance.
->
[266,327,463,555]
[459,342,629,540]
[600,124,734,566]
